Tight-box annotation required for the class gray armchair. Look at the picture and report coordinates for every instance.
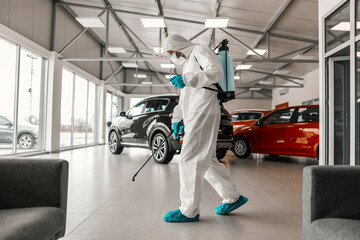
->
[303,166,360,240]
[0,158,69,240]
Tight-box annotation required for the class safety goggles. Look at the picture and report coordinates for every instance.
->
[166,50,186,59]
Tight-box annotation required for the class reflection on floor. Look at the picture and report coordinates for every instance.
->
[35,145,318,240]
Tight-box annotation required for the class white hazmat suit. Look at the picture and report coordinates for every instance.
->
[164,34,241,218]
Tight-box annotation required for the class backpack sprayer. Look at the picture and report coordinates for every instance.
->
[132,40,235,181]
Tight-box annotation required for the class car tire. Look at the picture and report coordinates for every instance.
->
[216,148,228,160]
[109,131,123,154]
[151,133,174,164]
[18,133,35,149]
[233,137,251,159]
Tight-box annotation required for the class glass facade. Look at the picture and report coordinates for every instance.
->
[0,37,46,155]
[325,1,350,52]
[60,69,98,147]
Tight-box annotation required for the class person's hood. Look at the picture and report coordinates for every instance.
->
[163,34,196,58]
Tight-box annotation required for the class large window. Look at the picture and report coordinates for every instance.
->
[106,92,123,126]
[0,37,46,155]
[60,69,98,147]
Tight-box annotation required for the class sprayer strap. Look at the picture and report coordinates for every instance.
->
[194,56,224,93]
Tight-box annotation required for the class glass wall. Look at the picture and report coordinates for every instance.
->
[106,92,123,125]
[60,69,98,147]
[0,37,46,155]
[325,1,350,52]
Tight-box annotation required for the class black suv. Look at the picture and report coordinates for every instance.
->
[108,94,233,164]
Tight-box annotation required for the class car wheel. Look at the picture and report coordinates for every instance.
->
[18,133,35,149]
[233,137,251,159]
[151,133,174,164]
[109,131,123,154]
[216,148,228,160]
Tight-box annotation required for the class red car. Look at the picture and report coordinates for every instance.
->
[232,105,319,159]
[231,110,270,131]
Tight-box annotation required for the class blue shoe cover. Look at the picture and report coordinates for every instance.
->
[164,209,200,222]
[215,195,249,215]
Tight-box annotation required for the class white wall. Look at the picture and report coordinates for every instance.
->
[223,99,272,112]
[272,68,319,109]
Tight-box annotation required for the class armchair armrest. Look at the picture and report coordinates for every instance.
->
[303,165,360,225]
[0,158,68,214]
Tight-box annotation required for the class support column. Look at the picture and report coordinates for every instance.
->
[98,81,107,144]
[46,52,63,152]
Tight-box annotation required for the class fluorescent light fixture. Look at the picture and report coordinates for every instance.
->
[249,87,262,91]
[161,63,175,68]
[165,74,175,79]
[259,80,272,85]
[247,49,267,55]
[234,76,240,80]
[205,18,229,28]
[134,74,147,78]
[236,64,252,70]
[108,47,127,53]
[76,17,105,28]
[153,47,164,53]
[122,62,138,68]
[141,18,166,28]
[141,81,152,85]
[331,21,360,31]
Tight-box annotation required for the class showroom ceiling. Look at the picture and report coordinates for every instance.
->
[57,0,319,96]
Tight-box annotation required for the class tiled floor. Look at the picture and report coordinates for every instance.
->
[36,145,318,240]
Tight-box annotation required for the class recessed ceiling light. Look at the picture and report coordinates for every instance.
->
[165,75,175,79]
[250,87,262,91]
[122,62,138,68]
[247,49,267,55]
[161,63,175,68]
[153,47,164,54]
[234,76,240,80]
[236,64,252,70]
[108,47,127,53]
[141,81,152,85]
[140,18,166,28]
[134,74,147,78]
[76,17,105,28]
[205,18,229,28]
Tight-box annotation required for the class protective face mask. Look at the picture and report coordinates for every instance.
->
[170,54,186,65]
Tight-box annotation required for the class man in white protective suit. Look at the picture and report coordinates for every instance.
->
[163,34,248,223]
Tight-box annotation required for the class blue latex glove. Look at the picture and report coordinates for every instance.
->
[169,75,186,89]
[172,122,184,139]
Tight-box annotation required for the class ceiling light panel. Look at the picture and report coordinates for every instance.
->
[236,64,252,70]
[134,74,147,78]
[76,17,105,28]
[160,64,175,68]
[205,18,229,28]
[108,47,127,53]
[247,49,267,55]
[165,75,175,79]
[122,62,138,68]
[141,18,166,28]
[250,88,262,91]
[153,47,164,53]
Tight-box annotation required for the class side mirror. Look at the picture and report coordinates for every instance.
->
[255,120,262,127]
[119,112,126,117]
[106,121,112,127]
[7,122,13,128]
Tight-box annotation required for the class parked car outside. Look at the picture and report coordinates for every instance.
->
[0,115,38,149]
[108,94,233,164]
[232,105,319,159]
[231,109,270,131]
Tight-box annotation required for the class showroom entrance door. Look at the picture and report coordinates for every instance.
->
[328,57,351,165]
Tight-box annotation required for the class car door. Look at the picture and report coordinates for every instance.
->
[120,102,145,144]
[253,108,296,153]
[286,107,320,155]
[0,116,13,144]
[136,99,161,144]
